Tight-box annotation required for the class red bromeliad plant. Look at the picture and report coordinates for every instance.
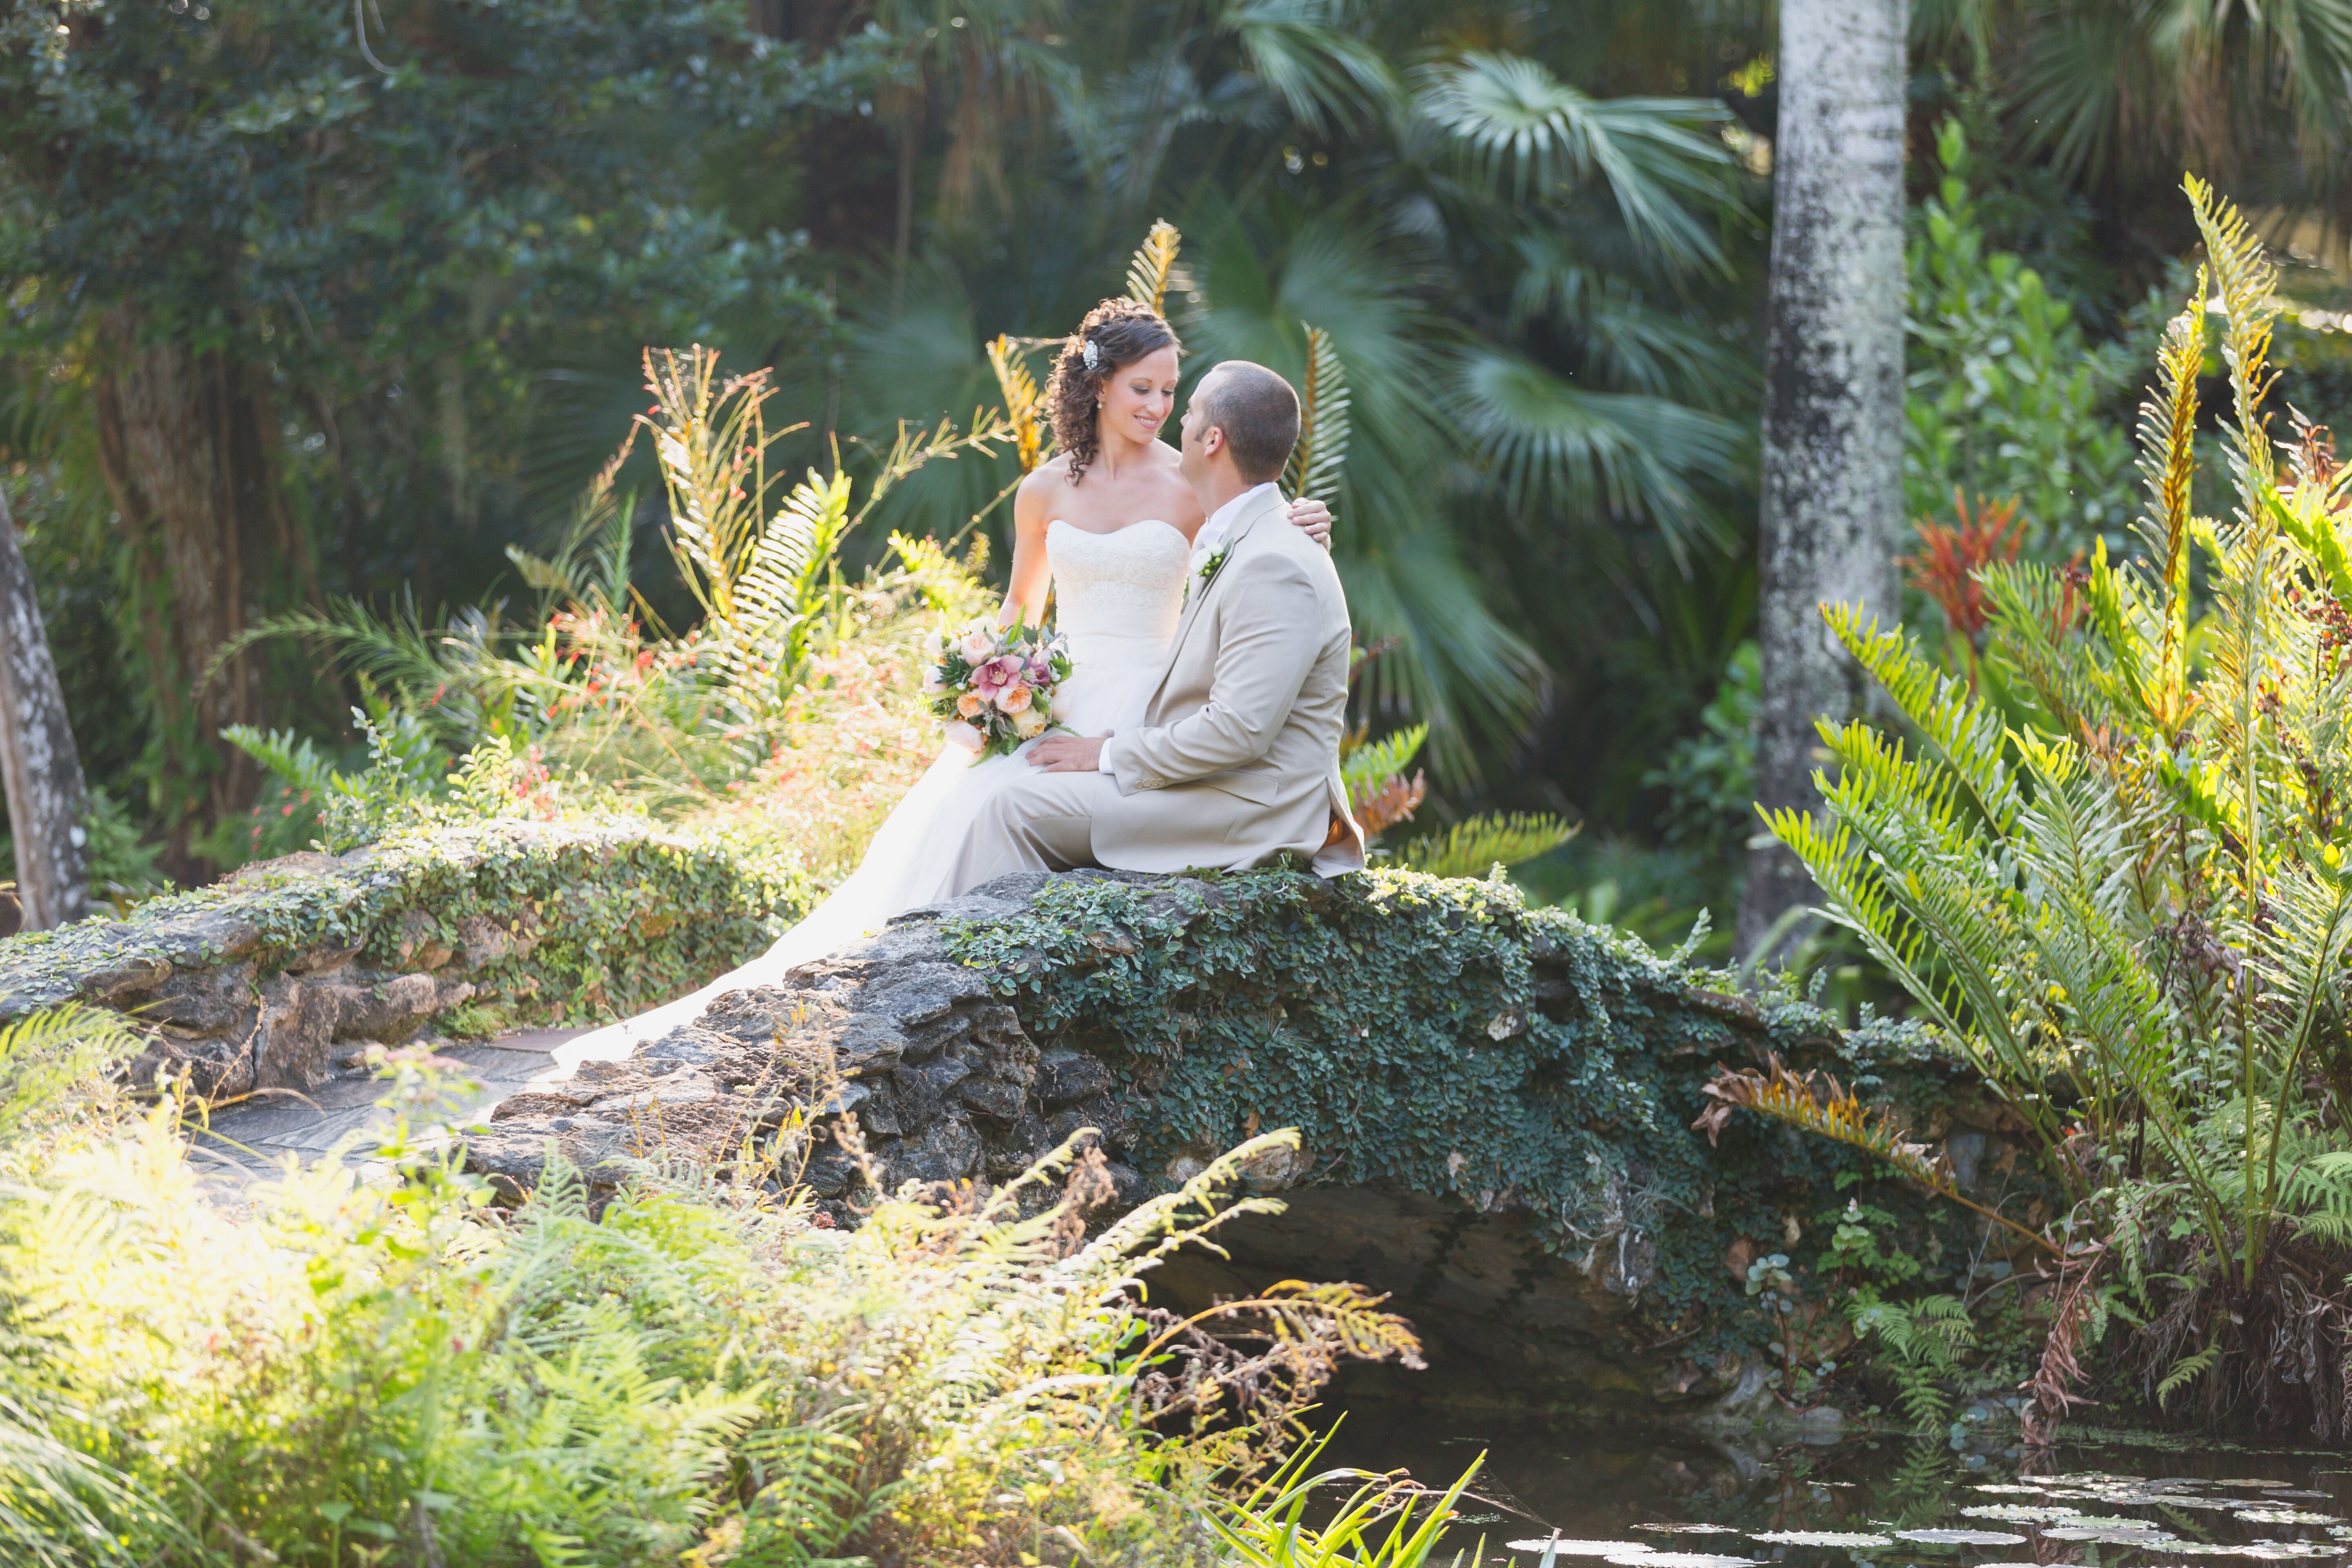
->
[1902,490,2027,686]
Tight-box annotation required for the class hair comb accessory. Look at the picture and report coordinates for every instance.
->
[1081,339,1100,370]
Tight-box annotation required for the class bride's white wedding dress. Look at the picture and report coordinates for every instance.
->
[553,519,1193,1070]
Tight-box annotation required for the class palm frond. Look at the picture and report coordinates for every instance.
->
[1453,345,1740,556]
[1412,52,1735,272]
[1208,0,1399,135]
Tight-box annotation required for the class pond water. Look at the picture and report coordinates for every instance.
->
[1319,1400,2352,1568]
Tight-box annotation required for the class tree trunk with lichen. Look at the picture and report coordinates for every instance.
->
[0,486,90,930]
[1737,0,1908,962]
[90,308,276,878]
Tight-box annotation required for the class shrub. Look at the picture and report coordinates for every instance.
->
[1905,118,2135,556]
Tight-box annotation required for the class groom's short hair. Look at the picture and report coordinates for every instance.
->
[1196,361,1300,483]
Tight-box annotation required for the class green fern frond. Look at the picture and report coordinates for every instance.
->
[0,1004,144,1145]
[987,334,1050,474]
[2156,1344,2222,1408]
[1697,1054,2059,1256]
[2136,275,2204,724]
[2185,176,2280,491]
[1340,724,1426,794]
[1125,218,1184,316]
[220,725,342,800]
[1822,604,2020,832]
[1398,812,1577,878]
[1284,324,1352,506]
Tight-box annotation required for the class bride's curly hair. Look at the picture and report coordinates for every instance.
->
[1045,298,1180,484]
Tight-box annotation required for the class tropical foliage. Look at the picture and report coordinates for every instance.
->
[1727,179,2352,1434]
[0,1011,1475,1566]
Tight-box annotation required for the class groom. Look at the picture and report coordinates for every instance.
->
[947,359,1366,893]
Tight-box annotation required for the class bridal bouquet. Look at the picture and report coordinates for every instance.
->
[923,615,1074,760]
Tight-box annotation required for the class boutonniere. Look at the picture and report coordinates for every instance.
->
[1189,546,1232,603]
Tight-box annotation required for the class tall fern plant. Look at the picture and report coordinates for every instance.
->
[1742,178,2352,1424]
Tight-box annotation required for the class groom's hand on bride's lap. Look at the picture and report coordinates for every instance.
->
[1287,497,1332,549]
[1029,734,1106,771]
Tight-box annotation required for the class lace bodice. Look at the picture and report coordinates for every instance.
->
[1047,519,1191,647]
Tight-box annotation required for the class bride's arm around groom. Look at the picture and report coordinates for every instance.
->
[947,360,1367,894]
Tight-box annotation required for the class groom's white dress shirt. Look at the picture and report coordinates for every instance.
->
[1097,480,1280,777]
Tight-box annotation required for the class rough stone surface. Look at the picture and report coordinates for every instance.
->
[461,884,1063,1208]
[250,973,342,1090]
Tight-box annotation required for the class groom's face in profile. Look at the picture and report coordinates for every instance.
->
[1177,365,1231,490]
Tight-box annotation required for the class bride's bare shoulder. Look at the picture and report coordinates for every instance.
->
[1020,455,1078,496]
[1142,448,1203,520]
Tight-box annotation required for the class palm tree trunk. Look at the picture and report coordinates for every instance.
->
[0,487,91,930]
[1737,0,1908,962]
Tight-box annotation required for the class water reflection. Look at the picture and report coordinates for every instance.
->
[1313,1399,2352,1568]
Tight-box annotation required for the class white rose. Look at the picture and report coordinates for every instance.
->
[920,667,946,695]
[944,720,984,751]
[958,628,995,663]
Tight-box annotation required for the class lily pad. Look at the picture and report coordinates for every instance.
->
[1503,1543,1652,1558]
[2165,1544,2345,1558]
[1893,1530,2030,1546]
[2238,1512,2342,1527]
[1963,1506,2082,1523]
[1635,1526,1747,1536]
[2041,1528,2180,1545]
[1603,1553,1761,1568]
[1972,1486,2048,1497]
[1748,1534,1895,1549]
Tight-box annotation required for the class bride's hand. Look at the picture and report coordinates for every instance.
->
[1287,497,1333,549]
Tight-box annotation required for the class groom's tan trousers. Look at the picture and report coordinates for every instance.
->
[949,770,1115,891]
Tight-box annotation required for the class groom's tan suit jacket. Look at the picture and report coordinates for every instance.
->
[1095,485,1366,875]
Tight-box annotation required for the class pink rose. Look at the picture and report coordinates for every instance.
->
[956,691,985,718]
[944,720,983,751]
[959,628,995,663]
[921,667,946,695]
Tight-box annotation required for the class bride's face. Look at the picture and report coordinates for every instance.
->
[1098,345,1179,447]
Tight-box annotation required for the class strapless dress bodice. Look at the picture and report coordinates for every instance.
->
[1047,519,1191,646]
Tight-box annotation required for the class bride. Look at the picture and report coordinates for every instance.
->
[555,298,1331,1067]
